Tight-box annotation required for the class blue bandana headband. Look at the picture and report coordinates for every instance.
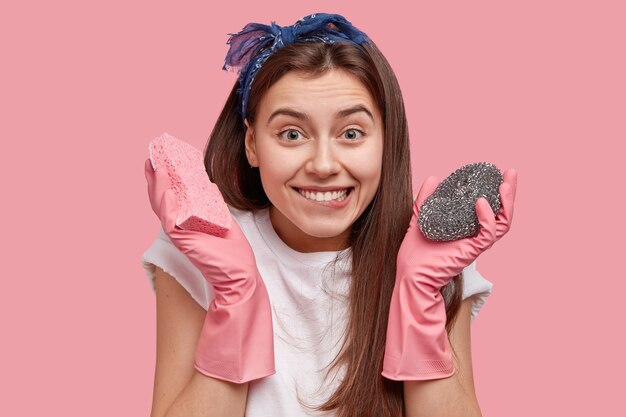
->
[222,13,371,131]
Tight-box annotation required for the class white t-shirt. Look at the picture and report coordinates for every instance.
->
[141,205,494,416]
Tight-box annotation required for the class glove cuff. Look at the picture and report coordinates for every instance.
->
[193,277,276,383]
[381,352,455,381]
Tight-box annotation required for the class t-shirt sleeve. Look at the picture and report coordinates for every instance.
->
[141,226,214,311]
[461,260,493,323]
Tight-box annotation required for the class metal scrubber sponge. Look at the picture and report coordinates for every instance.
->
[418,162,503,241]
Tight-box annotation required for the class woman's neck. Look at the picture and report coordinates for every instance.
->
[268,205,351,253]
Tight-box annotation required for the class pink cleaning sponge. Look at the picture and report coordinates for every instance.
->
[148,132,232,237]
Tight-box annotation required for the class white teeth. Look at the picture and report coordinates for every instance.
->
[297,188,350,202]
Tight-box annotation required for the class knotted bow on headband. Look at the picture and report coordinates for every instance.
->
[222,13,371,131]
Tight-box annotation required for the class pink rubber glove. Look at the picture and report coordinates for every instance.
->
[382,169,517,381]
[144,159,275,383]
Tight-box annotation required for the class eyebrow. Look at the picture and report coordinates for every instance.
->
[266,104,375,126]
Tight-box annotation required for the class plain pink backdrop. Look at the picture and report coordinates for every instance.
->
[2,0,624,415]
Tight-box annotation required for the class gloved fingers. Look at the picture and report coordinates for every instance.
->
[474,197,497,250]
[415,176,440,209]
[158,188,180,235]
[145,159,158,213]
[503,168,518,198]
[495,168,517,240]
[412,176,440,228]
[157,181,251,256]
[146,159,241,242]
[145,158,173,217]
[160,188,219,241]
[144,158,153,183]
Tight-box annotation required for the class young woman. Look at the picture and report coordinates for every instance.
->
[142,12,517,417]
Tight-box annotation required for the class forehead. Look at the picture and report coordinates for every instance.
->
[258,69,379,119]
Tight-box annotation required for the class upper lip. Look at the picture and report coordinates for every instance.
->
[292,185,354,192]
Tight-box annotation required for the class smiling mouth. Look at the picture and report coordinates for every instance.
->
[292,187,354,203]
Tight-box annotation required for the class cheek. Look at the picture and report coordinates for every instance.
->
[258,147,299,174]
[357,165,382,195]
[347,144,383,189]
[255,142,300,194]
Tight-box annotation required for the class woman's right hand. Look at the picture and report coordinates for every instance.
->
[144,158,276,384]
[145,158,259,305]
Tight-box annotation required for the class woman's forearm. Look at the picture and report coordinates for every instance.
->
[403,375,482,417]
[160,371,249,417]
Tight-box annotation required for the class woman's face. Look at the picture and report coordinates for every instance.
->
[244,68,384,253]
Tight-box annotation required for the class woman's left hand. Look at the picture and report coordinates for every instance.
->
[381,168,517,381]
[400,168,517,290]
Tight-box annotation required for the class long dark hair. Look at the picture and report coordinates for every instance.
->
[204,39,464,417]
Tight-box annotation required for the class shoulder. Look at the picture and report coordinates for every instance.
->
[141,226,214,310]
[226,204,270,251]
[226,204,260,229]
[227,204,254,221]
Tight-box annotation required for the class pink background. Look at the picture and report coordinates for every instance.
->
[2,0,624,415]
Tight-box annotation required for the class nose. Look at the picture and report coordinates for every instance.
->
[304,137,341,178]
